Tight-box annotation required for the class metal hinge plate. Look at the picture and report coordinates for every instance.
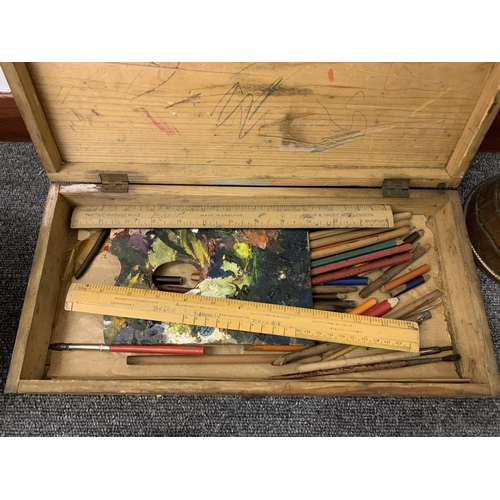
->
[382,178,410,198]
[100,174,129,193]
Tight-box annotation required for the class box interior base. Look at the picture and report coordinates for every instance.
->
[7,185,500,397]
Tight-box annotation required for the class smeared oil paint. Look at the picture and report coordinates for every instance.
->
[104,228,313,345]
[328,68,334,83]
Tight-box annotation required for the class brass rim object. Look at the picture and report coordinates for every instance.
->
[463,176,500,284]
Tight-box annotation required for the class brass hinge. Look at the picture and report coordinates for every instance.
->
[382,178,410,198]
[100,174,129,193]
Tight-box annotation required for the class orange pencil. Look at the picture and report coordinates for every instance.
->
[380,264,431,292]
[348,298,378,315]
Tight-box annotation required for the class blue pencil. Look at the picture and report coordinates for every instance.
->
[390,274,428,297]
[322,277,370,286]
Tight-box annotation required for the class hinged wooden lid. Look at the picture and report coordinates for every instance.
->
[3,62,500,188]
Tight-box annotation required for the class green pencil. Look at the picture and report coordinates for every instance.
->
[310,239,402,268]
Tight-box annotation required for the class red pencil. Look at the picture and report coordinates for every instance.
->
[362,298,399,317]
[311,253,412,286]
[311,243,413,277]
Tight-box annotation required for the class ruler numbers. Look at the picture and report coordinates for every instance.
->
[71,204,394,229]
[65,284,419,352]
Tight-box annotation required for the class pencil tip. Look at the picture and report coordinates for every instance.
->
[271,358,286,366]
[388,298,399,307]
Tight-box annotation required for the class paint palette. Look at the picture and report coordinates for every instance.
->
[104,228,314,345]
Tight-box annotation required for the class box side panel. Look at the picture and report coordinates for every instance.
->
[27,62,494,186]
[447,63,500,186]
[5,185,72,392]
[17,379,493,397]
[433,192,500,395]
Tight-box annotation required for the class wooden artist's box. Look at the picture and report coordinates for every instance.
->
[3,62,500,397]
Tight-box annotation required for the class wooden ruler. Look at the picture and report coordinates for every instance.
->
[70,204,394,229]
[65,284,419,352]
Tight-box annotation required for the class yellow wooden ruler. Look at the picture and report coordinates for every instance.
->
[65,284,419,352]
[70,204,394,229]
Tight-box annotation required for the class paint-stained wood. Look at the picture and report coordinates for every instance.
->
[0,63,62,171]
[25,62,496,186]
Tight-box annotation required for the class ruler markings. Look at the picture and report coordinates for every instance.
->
[65,284,419,352]
[71,204,394,229]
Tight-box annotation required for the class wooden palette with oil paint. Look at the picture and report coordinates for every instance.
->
[104,228,313,345]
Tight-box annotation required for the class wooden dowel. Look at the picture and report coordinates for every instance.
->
[244,345,310,352]
[127,354,279,365]
[311,285,359,293]
[309,219,410,249]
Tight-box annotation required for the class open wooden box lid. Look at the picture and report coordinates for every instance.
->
[4,62,500,188]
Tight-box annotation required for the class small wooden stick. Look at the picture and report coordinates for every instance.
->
[320,344,359,362]
[271,342,344,366]
[311,285,358,293]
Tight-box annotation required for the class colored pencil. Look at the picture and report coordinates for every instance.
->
[311,243,413,276]
[384,289,442,319]
[311,253,412,286]
[322,278,370,285]
[310,226,410,261]
[348,298,378,315]
[389,274,429,297]
[358,243,430,298]
[403,229,424,245]
[311,239,402,268]
[381,264,431,292]
[362,298,399,317]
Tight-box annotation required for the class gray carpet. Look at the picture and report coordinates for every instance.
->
[1,142,499,436]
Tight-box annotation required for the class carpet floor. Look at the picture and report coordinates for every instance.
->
[1,143,499,436]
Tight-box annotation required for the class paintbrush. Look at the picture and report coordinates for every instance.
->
[270,353,460,380]
[49,343,205,355]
